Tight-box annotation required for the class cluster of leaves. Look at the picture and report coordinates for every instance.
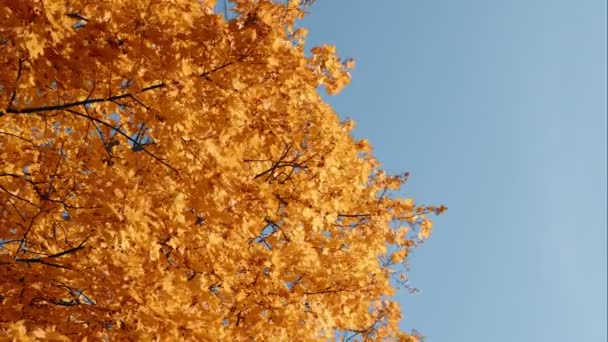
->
[0,0,444,340]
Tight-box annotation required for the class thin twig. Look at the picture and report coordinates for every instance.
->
[63,109,180,174]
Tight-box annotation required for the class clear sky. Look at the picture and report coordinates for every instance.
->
[301,1,607,341]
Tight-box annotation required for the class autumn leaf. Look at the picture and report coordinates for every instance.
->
[0,0,444,340]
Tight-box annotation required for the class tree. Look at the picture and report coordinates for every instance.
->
[0,0,445,340]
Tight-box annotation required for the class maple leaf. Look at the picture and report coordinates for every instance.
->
[0,0,444,340]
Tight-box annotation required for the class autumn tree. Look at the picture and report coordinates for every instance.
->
[0,0,444,340]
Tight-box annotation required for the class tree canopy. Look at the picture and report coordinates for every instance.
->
[0,0,444,340]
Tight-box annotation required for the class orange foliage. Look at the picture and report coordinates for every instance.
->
[0,1,444,340]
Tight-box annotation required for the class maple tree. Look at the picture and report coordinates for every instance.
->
[0,0,445,340]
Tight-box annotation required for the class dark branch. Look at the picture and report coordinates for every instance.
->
[0,184,37,207]
[63,109,180,174]
[7,58,23,109]
[337,213,371,218]
[5,82,165,115]
[14,257,76,270]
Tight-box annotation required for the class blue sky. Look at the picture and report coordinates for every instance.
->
[301,1,607,341]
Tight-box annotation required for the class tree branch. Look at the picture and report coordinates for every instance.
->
[4,82,165,115]
[63,108,180,174]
